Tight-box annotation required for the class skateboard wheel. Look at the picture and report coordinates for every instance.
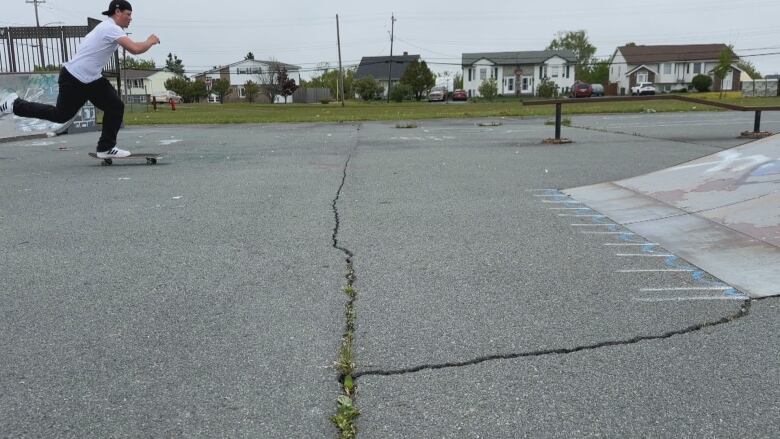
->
[102,159,112,166]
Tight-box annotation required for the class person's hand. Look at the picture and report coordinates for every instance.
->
[147,34,160,45]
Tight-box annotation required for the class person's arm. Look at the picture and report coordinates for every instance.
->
[117,34,160,55]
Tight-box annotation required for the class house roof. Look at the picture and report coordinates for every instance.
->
[461,50,578,66]
[198,59,301,75]
[355,54,421,81]
[616,44,738,64]
[122,69,167,80]
[626,64,660,76]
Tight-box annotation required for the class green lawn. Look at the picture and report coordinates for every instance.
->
[122,93,780,125]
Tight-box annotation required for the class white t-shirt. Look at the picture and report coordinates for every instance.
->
[64,19,126,84]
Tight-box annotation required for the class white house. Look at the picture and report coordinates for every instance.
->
[117,69,178,103]
[609,44,743,94]
[195,59,301,103]
[461,50,578,97]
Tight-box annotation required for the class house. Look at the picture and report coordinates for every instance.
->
[117,69,178,103]
[461,50,578,97]
[194,59,301,103]
[355,52,420,97]
[609,44,743,94]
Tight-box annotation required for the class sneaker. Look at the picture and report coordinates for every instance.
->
[96,147,131,159]
[0,93,18,117]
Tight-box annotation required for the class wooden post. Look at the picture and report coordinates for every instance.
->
[555,103,562,140]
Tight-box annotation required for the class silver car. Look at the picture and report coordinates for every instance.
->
[428,86,448,102]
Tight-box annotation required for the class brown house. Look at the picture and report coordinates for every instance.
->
[609,44,743,94]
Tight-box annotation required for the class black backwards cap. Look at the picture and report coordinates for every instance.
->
[102,0,132,16]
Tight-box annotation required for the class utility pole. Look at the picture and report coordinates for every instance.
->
[27,0,46,68]
[336,14,345,107]
[386,13,395,103]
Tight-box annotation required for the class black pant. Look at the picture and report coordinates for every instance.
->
[13,67,124,151]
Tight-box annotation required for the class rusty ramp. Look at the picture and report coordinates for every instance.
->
[565,135,780,298]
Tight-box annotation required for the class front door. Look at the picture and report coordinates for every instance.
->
[521,75,533,94]
[722,72,733,91]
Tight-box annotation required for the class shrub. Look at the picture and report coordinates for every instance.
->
[354,75,383,101]
[478,78,498,101]
[390,84,412,102]
[537,79,558,98]
[691,74,712,92]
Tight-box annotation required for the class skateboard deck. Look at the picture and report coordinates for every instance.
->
[88,152,162,166]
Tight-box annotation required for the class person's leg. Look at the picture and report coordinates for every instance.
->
[12,68,87,123]
[85,77,124,152]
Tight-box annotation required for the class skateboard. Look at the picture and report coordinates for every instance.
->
[88,152,162,166]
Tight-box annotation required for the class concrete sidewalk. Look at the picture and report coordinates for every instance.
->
[1,113,778,437]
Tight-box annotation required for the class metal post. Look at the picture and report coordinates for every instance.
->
[555,103,562,140]
[386,14,395,103]
[336,14,345,107]
[754,110,762,133]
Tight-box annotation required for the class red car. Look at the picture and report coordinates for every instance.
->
[570,82,592,98]
[452,89,468,101]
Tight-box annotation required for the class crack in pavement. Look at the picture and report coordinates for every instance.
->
[354,300,752,378]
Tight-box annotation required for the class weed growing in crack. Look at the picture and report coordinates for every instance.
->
[332,264,359,437]
[333,395,359,439]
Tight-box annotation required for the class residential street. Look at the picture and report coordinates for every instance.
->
[1,112,778,437]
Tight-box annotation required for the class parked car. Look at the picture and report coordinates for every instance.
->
[452,89,468,101]
[631,82,657,95]
[153,90,182,103]
[590,83,605,97]
[570,82,592,98]
[428,86,448,102]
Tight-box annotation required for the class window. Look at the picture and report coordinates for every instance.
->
[480,69,487,80]
[637,71,648,83]
[693,63,701,74]
[664,63,672,74]
[468,68,473,82]
[239,87,246,98]
[551,65,559,78]
[507,77,514,91]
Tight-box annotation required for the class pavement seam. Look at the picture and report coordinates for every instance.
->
[354,299,752,378]
[331,126,360,438]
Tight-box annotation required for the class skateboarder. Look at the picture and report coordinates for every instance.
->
[0,0,160,158]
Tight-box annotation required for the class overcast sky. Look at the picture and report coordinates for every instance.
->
[3,0,780,78]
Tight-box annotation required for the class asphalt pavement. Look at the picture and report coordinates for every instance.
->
[1,111,778,438]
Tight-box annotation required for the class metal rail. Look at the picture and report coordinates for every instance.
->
[523,95,780,141]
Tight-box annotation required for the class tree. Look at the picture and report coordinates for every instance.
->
[691,74,712,92]
[211,78,232,103]
[399,60,435,101]
[579,60,609,85]
[186,80,208,103]
[244,80,259,103]
[713,46,735,98]
[306,68,356,100]
[354,75,383,101]
[245,52,255,60]
[121,57,156,70]
[268,64,298,103]
[164,76,189,99]
[478,77,498,101]
[163,76,208,103]
[737,60,761,79]
[453,72,463,90]
[257,61,280,102]
[165,53,185,76]
[547,30,596,80]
